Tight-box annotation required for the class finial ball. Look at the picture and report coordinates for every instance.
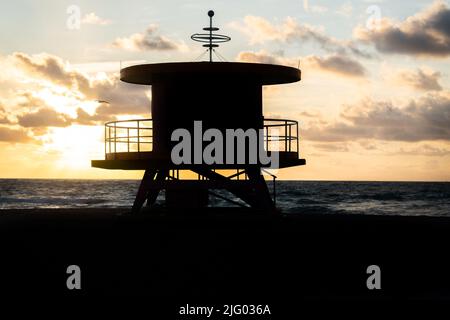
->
[208,10,214,17]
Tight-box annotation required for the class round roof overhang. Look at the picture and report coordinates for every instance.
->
[120,62,301,85]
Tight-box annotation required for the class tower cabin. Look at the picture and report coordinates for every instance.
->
[91,11,306,213]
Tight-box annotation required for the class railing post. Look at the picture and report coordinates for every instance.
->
[289,123,292,152]
[127,127,130,153]
[104,124,107,159]
[285,120,288,152]
[137,120,140,153]
[273,174,276,207]
[114,122,117,159]
[296,122,299,154]
[108,126,111,158]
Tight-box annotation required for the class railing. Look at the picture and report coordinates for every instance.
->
[104,118,299,157]
[263,118,299,153]
[105,119,153,155]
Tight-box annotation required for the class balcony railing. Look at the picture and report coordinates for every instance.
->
[105,119,153,155]
[263,118,299,154]
[104,118,299,158]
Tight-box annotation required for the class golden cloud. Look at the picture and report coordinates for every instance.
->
[354,0,450,57]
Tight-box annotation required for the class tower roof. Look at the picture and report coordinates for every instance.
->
[120,61,301,85]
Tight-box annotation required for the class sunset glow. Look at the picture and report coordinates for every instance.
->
[0,0,449,181]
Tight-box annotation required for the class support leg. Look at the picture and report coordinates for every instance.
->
[246,167,275,209]
[131,169,157,214]
[145,169,168,207]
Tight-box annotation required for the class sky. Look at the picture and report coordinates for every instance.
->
[0,0,449,181]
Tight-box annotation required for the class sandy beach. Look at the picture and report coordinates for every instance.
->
[1,208,450,302]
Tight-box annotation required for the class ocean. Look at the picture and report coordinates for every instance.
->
[0,179,449,217]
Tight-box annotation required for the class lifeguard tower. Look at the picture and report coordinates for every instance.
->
[91,11,305,213]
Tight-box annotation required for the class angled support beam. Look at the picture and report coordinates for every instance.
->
[145,169,169,207]
[192,167,274,209]
[192,167,255,207]
[131,169,158,214]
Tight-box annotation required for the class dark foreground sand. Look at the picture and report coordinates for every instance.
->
[1,208,450,304]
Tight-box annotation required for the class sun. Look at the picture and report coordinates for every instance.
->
[46,125,104,170]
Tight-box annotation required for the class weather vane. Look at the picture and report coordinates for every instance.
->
[191,10,231,62]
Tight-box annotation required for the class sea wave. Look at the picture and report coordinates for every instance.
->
[0,179,449,217]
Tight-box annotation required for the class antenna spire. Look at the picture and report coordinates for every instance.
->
[191,10,231,62]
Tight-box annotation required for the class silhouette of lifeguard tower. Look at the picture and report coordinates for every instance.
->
[92,11,305,213]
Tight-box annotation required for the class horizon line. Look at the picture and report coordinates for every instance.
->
[0,177,449,183]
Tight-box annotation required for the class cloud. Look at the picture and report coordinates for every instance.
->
[0,127,35,144]
[18,108,72,128]
[12,52,150,121]
[395,68,443,91]
[336,2,353,17]
[395,144,450,157]
[309,5,329,14]
[230,15,371,58]
[303,0,329,13]
[112,24,185,51]
[236,50,293,65]
[74,107,114,126]
[0,105,11,124]
[14,94,146,128]
[303,54,367,77]
[81,13,111,26]
[13,52,91,93]
[300,111,322,118]
[313,143,350,152]
[89,77,150,115]
[354,1,450,57]
[73,98,149,126]
[303,93,450,142]
[236,50,367,78]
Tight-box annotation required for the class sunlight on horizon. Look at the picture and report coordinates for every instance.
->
[0,0,449,181]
